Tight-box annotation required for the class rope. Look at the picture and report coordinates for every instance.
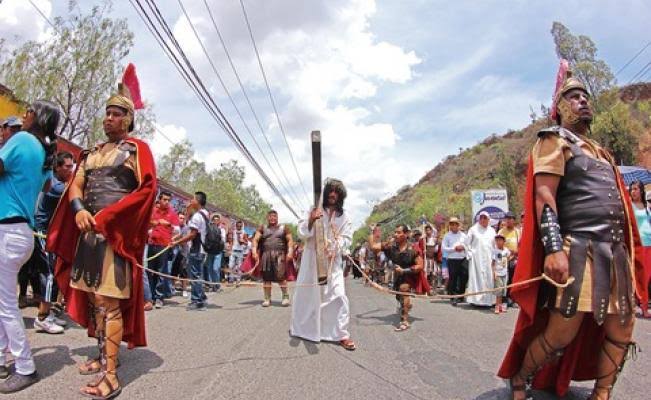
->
[343,254,575,300]
[34,231,575,300]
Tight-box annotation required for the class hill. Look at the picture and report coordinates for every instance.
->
[353,84,651,244]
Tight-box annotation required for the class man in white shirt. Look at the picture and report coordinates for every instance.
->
[441,217,468,305]
[172,191,209,311]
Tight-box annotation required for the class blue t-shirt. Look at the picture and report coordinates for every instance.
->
[0,131,51,228]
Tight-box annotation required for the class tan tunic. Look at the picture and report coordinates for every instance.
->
[533,132,634,315]
[70,141,138,299]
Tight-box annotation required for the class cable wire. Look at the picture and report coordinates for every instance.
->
[200,0,308,210]
[177,0,305,212]
[238,0,312,206]
[615,40,651,77]
[131,0,300,218]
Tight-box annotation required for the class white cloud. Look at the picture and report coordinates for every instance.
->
[0,0,53,49]
[166,0,422,226]
[392,43,495,105]
[150,123,188,159]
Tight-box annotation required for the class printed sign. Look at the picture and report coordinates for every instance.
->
[471,189,509,224]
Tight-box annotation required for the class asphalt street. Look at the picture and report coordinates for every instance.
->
[11,278,651,400]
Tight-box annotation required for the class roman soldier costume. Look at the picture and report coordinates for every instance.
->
[48,64,156,398]
[497,60,646,399]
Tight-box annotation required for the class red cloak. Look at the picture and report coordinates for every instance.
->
[47,138,157,349]
[242,252,297,282]
[497,155,646,396]
[409,243,432,295]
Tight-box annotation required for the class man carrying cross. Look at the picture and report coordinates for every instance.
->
[290,179,356,350]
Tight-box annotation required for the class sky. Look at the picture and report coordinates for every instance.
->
[1,0,650,227]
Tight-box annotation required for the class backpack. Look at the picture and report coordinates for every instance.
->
[202,214,224,254]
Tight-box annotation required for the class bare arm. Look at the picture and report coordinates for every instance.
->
[172,228,197,246]
[535,173,569,284]
[285,227,294,261]
[251,228,262,261]
[412,254,424,272]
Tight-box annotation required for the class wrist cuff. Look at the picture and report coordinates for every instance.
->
[70,198,86,215]
[540,204,563,255]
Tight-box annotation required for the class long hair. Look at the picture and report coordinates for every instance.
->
[629,180,647,213]
[28,100,60,170]
[322,178,346,217]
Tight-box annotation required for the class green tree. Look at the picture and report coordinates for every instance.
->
[591,93,644,165]
[156,141,272,223]
[0,1,153,146]
[551,22,614,103]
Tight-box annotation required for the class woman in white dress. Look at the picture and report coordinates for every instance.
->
[465,211,496,306]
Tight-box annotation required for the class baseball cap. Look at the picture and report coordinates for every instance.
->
[449,217,460,224]
[504,211,516,219]
[495,233,505,240]
[2,116,22,127]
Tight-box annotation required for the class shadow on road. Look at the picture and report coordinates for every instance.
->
[474,386,592,399]
[30,345,77,379]
[355,310,423,328]
[288,336,320,355]
[71,345,163,388]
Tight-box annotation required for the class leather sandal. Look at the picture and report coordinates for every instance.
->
[79,358,120,376]
[340,338,356,351]
[395,322,410,332]
[508,375,531,400]
[80,373,122,400]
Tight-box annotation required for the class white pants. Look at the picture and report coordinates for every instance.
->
[0,223,36,374]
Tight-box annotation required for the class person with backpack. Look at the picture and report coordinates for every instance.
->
[203,214,225,291]
[172,191,210,311]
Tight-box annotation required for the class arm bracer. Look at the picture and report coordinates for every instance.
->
[540,203,563,255]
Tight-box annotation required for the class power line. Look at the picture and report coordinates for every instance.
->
[627,59,651,84]
[200,0,308,211]
[140,0,301,217]
[238,0,312,206]
[177,0,305,212]
[27,0,57,30]
[130,0,300,219]
[615,40,651,77]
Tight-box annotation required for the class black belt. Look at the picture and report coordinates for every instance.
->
[0,216,29,224]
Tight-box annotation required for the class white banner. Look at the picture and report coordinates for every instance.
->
[471,189,509,224]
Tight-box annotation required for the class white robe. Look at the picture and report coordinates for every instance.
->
[465,223,496,306]
[290,210,352,342]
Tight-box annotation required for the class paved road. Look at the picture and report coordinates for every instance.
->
[13,278,651,399]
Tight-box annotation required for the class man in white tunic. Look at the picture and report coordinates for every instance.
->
[466,211,497,306]
[290,179,356,351]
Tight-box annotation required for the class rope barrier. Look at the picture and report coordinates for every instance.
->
[34,231,575,301]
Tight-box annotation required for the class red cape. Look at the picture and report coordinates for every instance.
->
[47,138,157,349]
[636,246,651,313]
[409,243,432,295]
[241,252,297,281]
[497,155,646,396]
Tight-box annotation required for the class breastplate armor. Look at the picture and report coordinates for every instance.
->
[261,225,286,253]
[556,131,625,243]
[83,165,138,214]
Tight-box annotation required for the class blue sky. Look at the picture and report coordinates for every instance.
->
[1,0,650,226]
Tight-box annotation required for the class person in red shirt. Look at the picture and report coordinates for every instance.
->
[147,191,179,308]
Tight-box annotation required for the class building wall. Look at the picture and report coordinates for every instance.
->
[0,84,26,122]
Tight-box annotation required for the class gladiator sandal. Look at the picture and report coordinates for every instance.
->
[81,305,123,399]
[79,303,102,376]
[589,337,639,400]
[510,333,564,400]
